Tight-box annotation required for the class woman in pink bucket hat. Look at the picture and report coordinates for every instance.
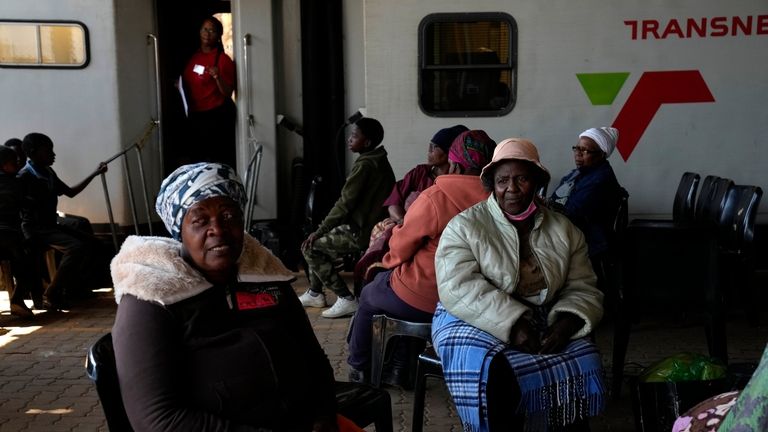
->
[432,138,606,431]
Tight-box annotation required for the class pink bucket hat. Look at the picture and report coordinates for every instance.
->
[480,138,550,184]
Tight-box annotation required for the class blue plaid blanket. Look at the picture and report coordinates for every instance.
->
[432,303,605,432]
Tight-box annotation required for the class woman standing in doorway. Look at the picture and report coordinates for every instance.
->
[182,16,237,169]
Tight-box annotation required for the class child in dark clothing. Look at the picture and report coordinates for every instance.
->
[4,138,25,168]
[0,146,41,318]
[299,118,396,319]
[17,133,108,310]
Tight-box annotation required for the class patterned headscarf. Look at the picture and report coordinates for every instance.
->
[155,163,247,240]
[448,130,496,172]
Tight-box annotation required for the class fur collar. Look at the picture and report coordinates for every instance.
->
[111,234,295,305]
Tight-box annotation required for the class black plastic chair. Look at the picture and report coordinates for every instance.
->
[613,176,735,398]
[718,185,762,255]
[85,333,394,432]
[84,333,132,432]
[592,187,630,316]
[695,176,734,227]
[716,185,763,326]
[672,172,701,224]
[370,314,432,388]
[629,172,700,229]
[412,345,444,432]
[334,381,393,432]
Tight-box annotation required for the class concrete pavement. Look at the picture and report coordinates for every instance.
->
[1,272,766,431]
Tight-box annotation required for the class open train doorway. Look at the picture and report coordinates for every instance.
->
[153,0,281,228]
[154,1,235,176]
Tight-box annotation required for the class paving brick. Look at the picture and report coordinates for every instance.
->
[0,419,32,432]
[2,272,767,431]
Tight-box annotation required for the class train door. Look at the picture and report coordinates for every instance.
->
[154,1,277,221]
[154,1,232,175]
[230,0,278,221]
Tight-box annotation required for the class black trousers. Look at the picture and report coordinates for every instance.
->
[186,100,237,170]
[32,225,103,300]
[0,230,43,305]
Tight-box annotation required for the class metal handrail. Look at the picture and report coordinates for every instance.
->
[241,32,263,226]
[147,33,164,176]
[100,120,158,251]
[244,117,263,226]
[242,34,252,123]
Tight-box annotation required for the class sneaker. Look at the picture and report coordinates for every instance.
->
[321,297,358,319]
[299,290,327,308]
[10,303,34,319]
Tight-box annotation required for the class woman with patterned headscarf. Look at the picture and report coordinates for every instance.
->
[434,138,605,431]
[353,124,468,290]
[346,130,495,385]
[110,163,344,431]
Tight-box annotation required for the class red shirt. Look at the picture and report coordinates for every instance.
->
[382,164,435,208]
[183,49,235,112]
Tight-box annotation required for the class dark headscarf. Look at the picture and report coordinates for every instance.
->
[431,125,469,153]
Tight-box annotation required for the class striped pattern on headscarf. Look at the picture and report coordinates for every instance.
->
[155,163,246,240]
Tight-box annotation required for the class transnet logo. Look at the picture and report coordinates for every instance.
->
[577,71,715,161]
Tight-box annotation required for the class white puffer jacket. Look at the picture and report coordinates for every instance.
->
[436,194,603,343]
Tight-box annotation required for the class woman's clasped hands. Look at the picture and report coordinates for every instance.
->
[509,312,585,355]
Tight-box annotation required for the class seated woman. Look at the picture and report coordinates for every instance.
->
[346,129,494,383]
[111,163,341,431]
[672,342,768,432]
[353,124,468,290]
[433,138,606,431]
[549,127,624,261]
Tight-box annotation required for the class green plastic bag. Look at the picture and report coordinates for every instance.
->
[639,353,727,383]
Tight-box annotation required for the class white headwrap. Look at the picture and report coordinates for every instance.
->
[579,127,618,158]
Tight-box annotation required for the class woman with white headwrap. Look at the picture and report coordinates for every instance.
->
[549,127,625,260]
[110,163,346,431]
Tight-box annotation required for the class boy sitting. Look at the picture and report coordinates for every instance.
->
[17,133,108,310]
[0,146,41,317]
[300,117,395,318]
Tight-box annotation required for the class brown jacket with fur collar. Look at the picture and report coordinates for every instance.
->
[111,234,337,431]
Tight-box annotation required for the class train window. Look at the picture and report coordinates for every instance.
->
[418,13,516,117]
[0,20,89,68]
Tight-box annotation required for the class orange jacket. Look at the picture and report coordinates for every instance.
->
[382,175,488,313]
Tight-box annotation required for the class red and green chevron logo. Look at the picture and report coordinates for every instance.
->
[577,70,715,161]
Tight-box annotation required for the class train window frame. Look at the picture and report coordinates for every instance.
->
[0,20,90,69]
[418,12,517,117]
